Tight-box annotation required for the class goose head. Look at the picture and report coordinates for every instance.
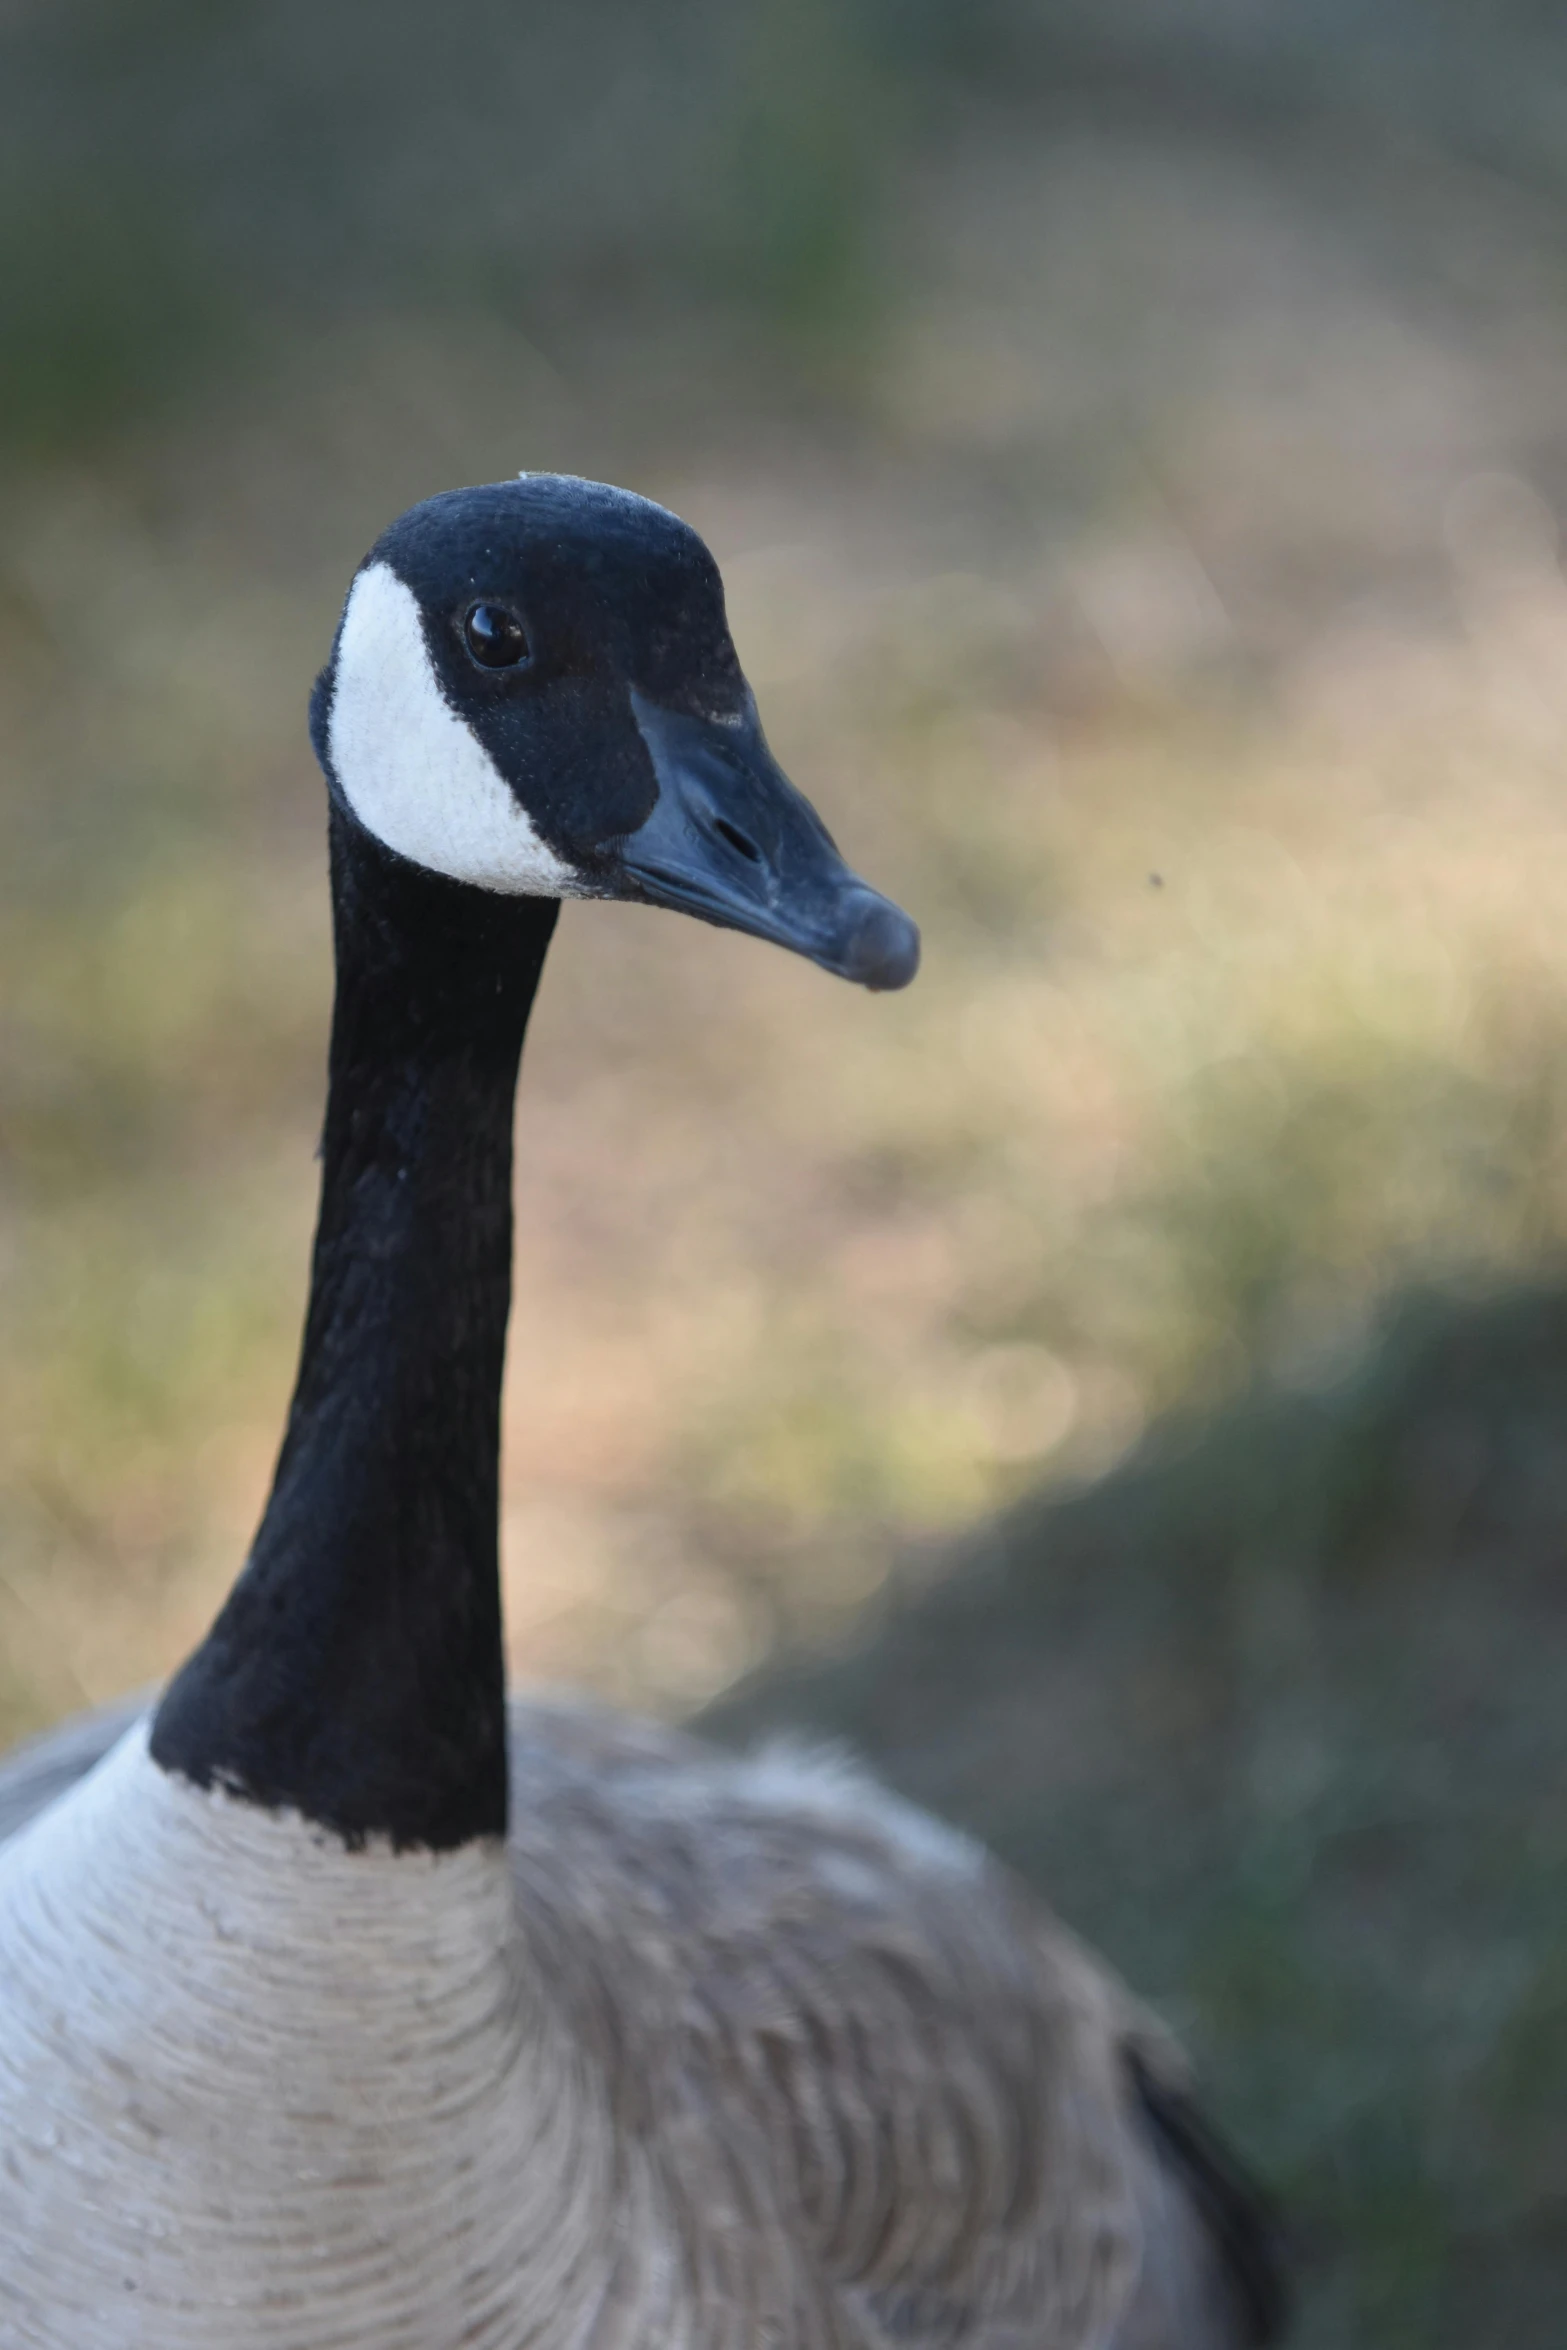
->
[311,473,920,990]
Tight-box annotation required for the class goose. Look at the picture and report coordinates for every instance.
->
[0,475,1287,2350]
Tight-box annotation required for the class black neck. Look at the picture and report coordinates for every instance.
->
[152,813,558,1848]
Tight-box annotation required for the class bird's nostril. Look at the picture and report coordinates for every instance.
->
[713,817,761,864]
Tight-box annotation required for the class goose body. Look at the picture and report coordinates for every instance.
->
[0,478,1285,2349]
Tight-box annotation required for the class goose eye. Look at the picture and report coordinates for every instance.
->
[462,603,531,669]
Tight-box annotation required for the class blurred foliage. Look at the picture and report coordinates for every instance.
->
[706,1282,1567,2345]
[7,2,1567,2340]
[7,0,1567,457]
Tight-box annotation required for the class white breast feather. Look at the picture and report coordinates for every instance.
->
[328,561,584,897]
[0,1722,677,2350]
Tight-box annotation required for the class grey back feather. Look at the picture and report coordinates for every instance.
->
[0,1693,1287,2348]
[0,1691,150,1845]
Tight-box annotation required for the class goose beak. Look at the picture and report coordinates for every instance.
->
[618,690,920,991]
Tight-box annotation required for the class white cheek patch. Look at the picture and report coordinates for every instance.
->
[328,561,583,897]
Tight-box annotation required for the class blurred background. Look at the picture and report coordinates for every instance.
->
[4,1,1567,2336]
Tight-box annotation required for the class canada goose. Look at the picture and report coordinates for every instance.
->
[0,476,1286,2348]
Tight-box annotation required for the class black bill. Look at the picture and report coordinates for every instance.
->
[619,690,920,992]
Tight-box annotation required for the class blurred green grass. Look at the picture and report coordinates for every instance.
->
[705,1283,1567,2345]
[6,5,1567,2339]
